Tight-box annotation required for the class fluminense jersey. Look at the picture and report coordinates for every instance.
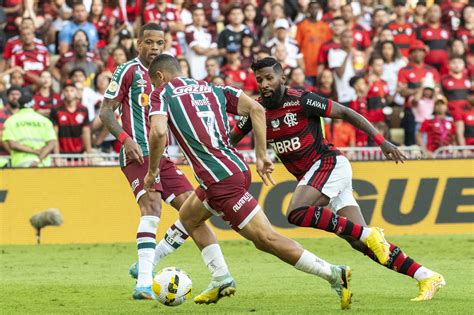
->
[104,58,152,167]
[149,77,248,188]
[234,87,340,181]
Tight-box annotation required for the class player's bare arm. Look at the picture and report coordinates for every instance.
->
[99,98,144,164]
[144,115,168,192]
[237,92,275,185]
[329,100,407,163]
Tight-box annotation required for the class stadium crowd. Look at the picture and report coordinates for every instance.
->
[0,0,473,167]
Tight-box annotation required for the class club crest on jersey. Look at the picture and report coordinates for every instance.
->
[108,81,119,93]
[172,85,212,97]
[283,113,298,127]
[271,119,280,129]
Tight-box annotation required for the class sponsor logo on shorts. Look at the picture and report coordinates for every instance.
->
[131,178,139,192]
[232,192,253,213]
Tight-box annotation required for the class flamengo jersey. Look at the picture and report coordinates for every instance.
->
[234,88,340,181]
[104,58,152,167]
[149,78,248,188]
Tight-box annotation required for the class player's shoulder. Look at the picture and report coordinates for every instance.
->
[112,59,140,78]
[286,87,304,98]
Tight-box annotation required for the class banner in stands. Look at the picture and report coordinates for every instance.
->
[1,160,473,244]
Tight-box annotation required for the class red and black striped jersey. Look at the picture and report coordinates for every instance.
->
[366,79,389,123]
[385,21,416,58]
[349,97,369,146]
[317,39,341,69]
[234,88,340,180]
[33,92,61,111]
[453,107,474,145]
[398,62,440,108]
[456,27,474,60]
[441,74,471,116]
[3,35,45,60]
[419,117,456,152]
[416,25,450,72]
[352,24,371,51]
[10,46,50,85]
[50,104,90,153]
[440,1,464,32]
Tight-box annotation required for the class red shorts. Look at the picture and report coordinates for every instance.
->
[195,171,260,231]
[121,156,193,203]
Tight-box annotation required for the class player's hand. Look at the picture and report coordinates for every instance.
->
[256,156,275,186]
[380,141,407,164]
[144,170,159,193]
[123,137,144,164]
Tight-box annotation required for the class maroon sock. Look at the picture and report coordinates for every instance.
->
[288,205,364,239]
[364,242,422,278]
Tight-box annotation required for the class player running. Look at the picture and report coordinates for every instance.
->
[230,57,445,301]
[99,23,231,300]
[144,54,392,309]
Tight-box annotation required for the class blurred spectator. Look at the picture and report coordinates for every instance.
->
[243,3,259,36]
[2,93,56,167]
[10,26,49,87]
[341,3,371,52]
[260,2,286,44]
[106,46,128,74]
[70,68,101,121]
[2,0,22,38]
[210,75,225,86]
[416,4,450,73]
[370,6,388,39]
[456,4,474,69]
[55,32,99,83]
[118,29,137,60]
[50,81,91,154]
[386,0,415,58]
[220,42,258,95]
[268,18,304,70]
[144,0,183,34]
[328,30,358,105]
[89,0,111,49]
[272,44,291,75]
[178,57,192,78]
[417,96,457,157]
[366,55,390,123]
[409,0,427,27]
[349,75,369,146]
[185,5,218,80]
[325,119,356,147]
[322,0,342,24]
[33,70,60,117]
[411,78,436,134]
[218,5,248,56]
[441,0,465,32]
[240,29,257,70]
[58,2,99,54]
[295,1,331,84]
[315,68,337,99]
[359,0,375,32]
[454,90,474,146]
[317,16,345,75]
[398,40,440,145]
[173,0,192,26]
[441,55,471,116]
[203,57,220,83]
[0,86,22,152]
[288,67,315,92]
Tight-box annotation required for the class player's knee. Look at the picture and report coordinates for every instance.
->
[252,230,279,252]
[139,194,162,216]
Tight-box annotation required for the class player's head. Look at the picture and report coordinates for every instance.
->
[149,54,182,87]
[251,57,286,109]
[137,23,165,68]
[448,55,465,74]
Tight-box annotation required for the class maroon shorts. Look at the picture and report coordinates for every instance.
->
[195,171,260,231]
[121,156,193,203]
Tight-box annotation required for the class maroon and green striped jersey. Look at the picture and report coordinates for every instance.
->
[104,58,152,167]
[149,77,248,188]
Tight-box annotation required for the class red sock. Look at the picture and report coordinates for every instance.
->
[288,206,364,240]
[364,242,422,278]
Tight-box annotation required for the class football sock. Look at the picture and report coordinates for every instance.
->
[201,244,230,281]
[153,220,189,268]
[288,206,369,240]
[136,215,159,288]
[294,250,334,282]
[364,242,428,279]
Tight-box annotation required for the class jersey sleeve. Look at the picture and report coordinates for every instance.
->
[214,85,242,115]
[419,120,429,133]
[300,91,333,117]
[149,86,169,117]
[233,115,253,136]
[104,64,133,102]
[2,119,13,142]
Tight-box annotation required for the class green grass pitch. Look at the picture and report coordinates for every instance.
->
[1,234,473,314]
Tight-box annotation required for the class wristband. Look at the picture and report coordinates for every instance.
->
[373,133,385,146]
[117,131,130,144]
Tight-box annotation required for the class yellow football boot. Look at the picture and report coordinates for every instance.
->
[411,273,446,301]
[330,265,352,310]
[363,227,390,265]
[194,276,236,304]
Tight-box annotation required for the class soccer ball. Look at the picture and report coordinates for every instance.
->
[152,267,192,306]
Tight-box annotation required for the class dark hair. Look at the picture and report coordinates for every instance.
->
[149,54,182,79]
[316,69,337,100]
[349,75,365,88]
[368,53,384,66]
[227,4,243,16]
[459,4,474,28]
[374,6,387,15]
[251,57,283,75]
[177,57,192,79]
[449,54,465,61]
[376,40,402,62]
[138,23,164,39]
[72,29,90,48]
[69,67,87,78]
[332,16,345,23]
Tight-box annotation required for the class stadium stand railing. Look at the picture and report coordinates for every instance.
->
[2,146,473,167]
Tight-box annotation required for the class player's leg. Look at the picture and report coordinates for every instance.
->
[286,156,390,264]
[121,158,163,300]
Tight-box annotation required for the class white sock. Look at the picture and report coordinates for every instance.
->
[413,266,435,281]
[294,250,334,282]
[360,227,372,241]
[136,215,159,288]
[201,244,230,280]
[153,220,189,268]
